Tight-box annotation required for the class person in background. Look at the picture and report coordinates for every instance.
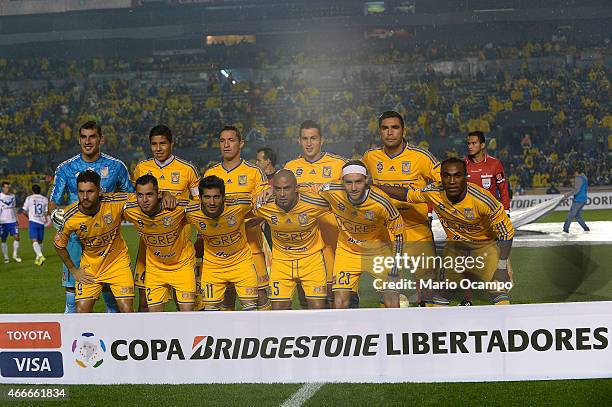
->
[563,166,590,233]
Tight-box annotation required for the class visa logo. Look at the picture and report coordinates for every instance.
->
[0,352,63,377]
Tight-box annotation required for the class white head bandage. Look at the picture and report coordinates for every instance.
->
[342,165,367,177]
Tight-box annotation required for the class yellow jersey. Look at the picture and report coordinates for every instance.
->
[252,193,329,260]
[122,199,195,271]
[204,159,268,197]
[284,152,346,184]
[318,183,405,256]
[54,193,131,277]
[185,198,253,267]
[407,183,514,242]
[133,156,200,199]
[362,144,441,232]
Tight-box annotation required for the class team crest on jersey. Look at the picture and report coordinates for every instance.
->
[238,175,247,186]
[337,203,345,211]
[376,162,383,173]
[364,210,374,221]
[482,178,491,189]
[296,168,303,176]
[199,222,207,230]
[298,213,308,225]
[402,161,411,174]
[270,215,278,225]
[162,216,172,227]
[171,172,180,184]
[79,223,88,233]
[464,208,474,220]
[322,166,332,178]
[100,167,109,178]
[103,214,113,225]
[227,214,237,227]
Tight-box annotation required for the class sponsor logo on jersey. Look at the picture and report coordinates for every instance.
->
[389,166,396,172]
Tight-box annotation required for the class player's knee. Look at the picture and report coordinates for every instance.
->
[271,301,291,311]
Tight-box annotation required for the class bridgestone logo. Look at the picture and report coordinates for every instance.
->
[110,327,608,361]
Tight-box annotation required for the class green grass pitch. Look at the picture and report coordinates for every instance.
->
[0,209,610,405]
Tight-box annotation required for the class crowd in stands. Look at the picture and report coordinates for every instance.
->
[0,38,610,198]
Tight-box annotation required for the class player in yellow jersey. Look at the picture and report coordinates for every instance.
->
[379,158,514,306]
[133,125,201,312]
[313,160,405,309]
[362,111,441,306]
[185,176,258,310]
[284,120,353,307]
[204,126,269,310]
[252,170,329,310]
[54,170,134,313]
[122,175,196,312]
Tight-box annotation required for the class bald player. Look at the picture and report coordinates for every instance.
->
[252,170,329,310]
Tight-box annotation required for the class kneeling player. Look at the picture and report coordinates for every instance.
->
[252,170,328,310]
[313,161,405,309]
[185,176,258,310]
[379,157,514,305]
[123,175,196,311]
[54,171,134,313]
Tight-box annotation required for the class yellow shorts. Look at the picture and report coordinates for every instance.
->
[319,212,338,282]
[145,263,197,306]
[75,261,134,301]
[133,238,147,289]
[270,250,327,302]
[402,234,437,283]
[200,259,258,304]
[246,223,269,289]
[332,248,398,292]
[439,241,499,284]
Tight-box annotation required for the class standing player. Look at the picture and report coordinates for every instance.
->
[379,157,514,306]
[0,181,21,264]
[49,121,134,313]
[133,125,200,312]
[256,147,279,180]
[123,175,196,312]
[185,176,258,311]
[204,126,269,310]
[362,111,441,305]
[284,120,348,306]
[54,171,134,313]
[22,184,49,266]
[314,160,405,309]
[252,170,329,310]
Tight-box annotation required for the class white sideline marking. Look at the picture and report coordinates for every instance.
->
[280,383,325,407]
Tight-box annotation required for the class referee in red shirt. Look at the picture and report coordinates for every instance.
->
[460,131,512,306]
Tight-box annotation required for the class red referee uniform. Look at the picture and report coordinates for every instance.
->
[464,154,510,211]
